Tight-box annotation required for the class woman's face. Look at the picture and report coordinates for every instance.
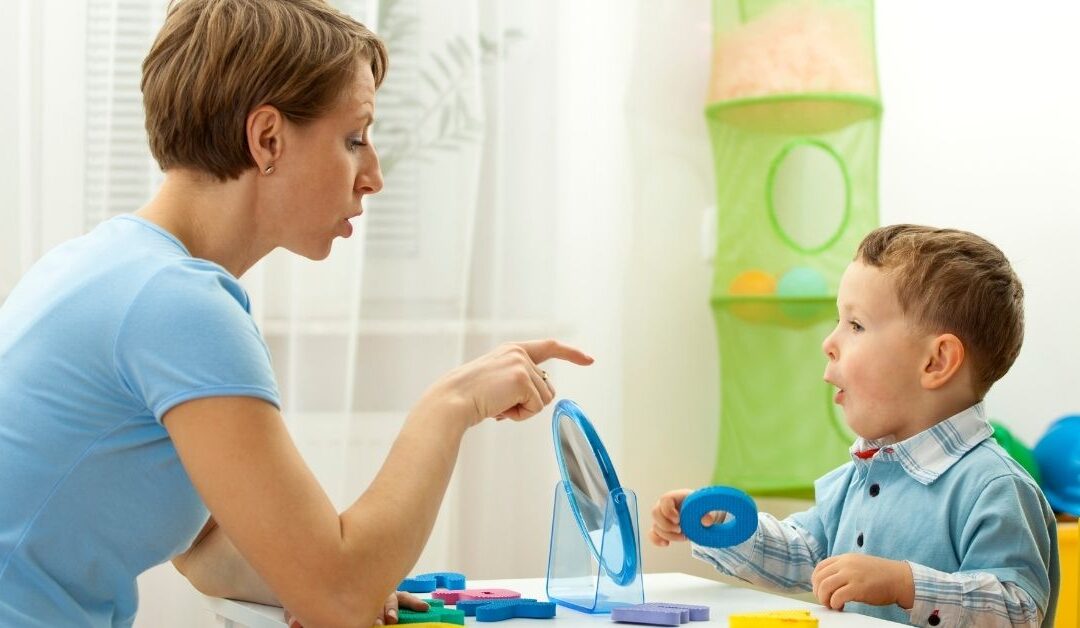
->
[271,65,383,259]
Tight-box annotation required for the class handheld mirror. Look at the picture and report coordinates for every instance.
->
[552,399,637,586]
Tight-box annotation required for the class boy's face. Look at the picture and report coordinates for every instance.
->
[822,261,930,443]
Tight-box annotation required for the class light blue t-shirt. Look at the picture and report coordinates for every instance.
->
[0,215,280,627]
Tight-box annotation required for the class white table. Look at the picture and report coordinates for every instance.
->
[205,572,905,627]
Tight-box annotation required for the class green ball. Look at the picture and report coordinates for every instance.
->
[777,267,830,324]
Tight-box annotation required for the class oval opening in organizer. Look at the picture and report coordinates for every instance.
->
[767,140,850,254]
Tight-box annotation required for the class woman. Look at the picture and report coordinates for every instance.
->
[0,1,592,626]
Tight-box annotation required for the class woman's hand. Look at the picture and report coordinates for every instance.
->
[284,591,430,627]
[430,339,593,428]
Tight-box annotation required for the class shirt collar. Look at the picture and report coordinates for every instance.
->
[848,403,993,485]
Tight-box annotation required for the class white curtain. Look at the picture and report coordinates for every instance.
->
[2,1,634,626]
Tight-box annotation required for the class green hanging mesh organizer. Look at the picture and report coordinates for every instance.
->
[707,0,881,497]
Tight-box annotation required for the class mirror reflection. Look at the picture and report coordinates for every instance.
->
[558,415,609,534]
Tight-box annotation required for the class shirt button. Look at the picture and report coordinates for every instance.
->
[857,533,864,547]
[869,483,880,497]
[928,613,941,626]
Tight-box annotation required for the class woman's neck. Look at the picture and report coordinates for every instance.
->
[135,169,272,278]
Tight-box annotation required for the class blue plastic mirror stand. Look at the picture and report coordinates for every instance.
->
[546,480,644,613]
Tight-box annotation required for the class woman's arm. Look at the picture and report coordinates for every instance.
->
[164,340,591,628]
[171,518,279,606]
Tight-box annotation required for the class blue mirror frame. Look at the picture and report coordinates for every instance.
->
[552,400,638,586]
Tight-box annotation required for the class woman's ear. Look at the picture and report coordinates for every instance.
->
[921,333,966,390]
[246,105,285,173]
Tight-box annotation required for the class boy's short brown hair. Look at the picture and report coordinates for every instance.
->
[142,0,388,180]
[856,224,1024,397]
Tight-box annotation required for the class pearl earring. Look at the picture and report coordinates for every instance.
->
[263,163,275,175]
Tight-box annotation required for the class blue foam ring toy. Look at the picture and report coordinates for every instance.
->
[678,486,758,548]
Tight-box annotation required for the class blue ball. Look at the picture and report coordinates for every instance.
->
[1034,415,1080,516]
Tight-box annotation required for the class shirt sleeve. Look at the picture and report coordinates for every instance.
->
[906,563,1043,627]
[691,510,827,593]
[904,475,1054,628]
[113,262,281,421]
[690,464,849,592]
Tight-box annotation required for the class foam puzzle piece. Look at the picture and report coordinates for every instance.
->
[400,572,467,593]
[638,606,687,623]
[458,588,521,601]
[392,624,462,628]
[397,605,465,626]
[638,603,710,622]
[727,610,818,627]
[426,572,467,590]
[399,575,438,593]
[453,599,531,617]
[474,599,557,622]
[610,607,684,626]
[432,589,462,604]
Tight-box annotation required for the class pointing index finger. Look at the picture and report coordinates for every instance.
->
[517,339,594,366]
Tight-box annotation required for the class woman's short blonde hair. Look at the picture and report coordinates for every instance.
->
[142,0,387,180]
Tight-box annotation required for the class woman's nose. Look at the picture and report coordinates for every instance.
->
[357,151,384,195]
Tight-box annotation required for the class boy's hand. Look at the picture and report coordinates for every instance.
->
[649,489,724,547]
[811,554,915,610]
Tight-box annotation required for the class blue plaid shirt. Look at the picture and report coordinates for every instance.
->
[693,403,1059,627]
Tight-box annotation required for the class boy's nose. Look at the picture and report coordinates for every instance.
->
[821,333,838,360]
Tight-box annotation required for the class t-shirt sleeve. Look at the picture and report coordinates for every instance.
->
[113,261,281,421]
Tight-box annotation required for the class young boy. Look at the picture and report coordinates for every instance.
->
[651,225,1058,627]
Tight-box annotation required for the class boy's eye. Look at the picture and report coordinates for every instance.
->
[849,320,864,332]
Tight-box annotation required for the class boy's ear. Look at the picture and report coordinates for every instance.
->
[921,333,965,390]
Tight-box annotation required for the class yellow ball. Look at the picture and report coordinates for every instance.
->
[728,270,778,323]
[729,269,777,295]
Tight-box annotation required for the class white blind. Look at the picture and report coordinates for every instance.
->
[84,0,160,232]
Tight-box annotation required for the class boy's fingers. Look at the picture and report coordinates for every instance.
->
[662,498,681,522]
[829,584,855,611]
[650,524,687,544]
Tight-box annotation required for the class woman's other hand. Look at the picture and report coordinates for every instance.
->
[284,591,429,627]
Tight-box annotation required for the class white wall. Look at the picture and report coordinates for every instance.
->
[619,0,1080,581]
[875,2,1080,444]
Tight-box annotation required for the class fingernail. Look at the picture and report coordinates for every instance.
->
[375,620,383,626]
[388,609,397,618]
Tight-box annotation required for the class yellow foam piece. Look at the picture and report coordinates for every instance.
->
[1058,522,1078,628]
[391,624,460,628]
[728,609,818,628]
